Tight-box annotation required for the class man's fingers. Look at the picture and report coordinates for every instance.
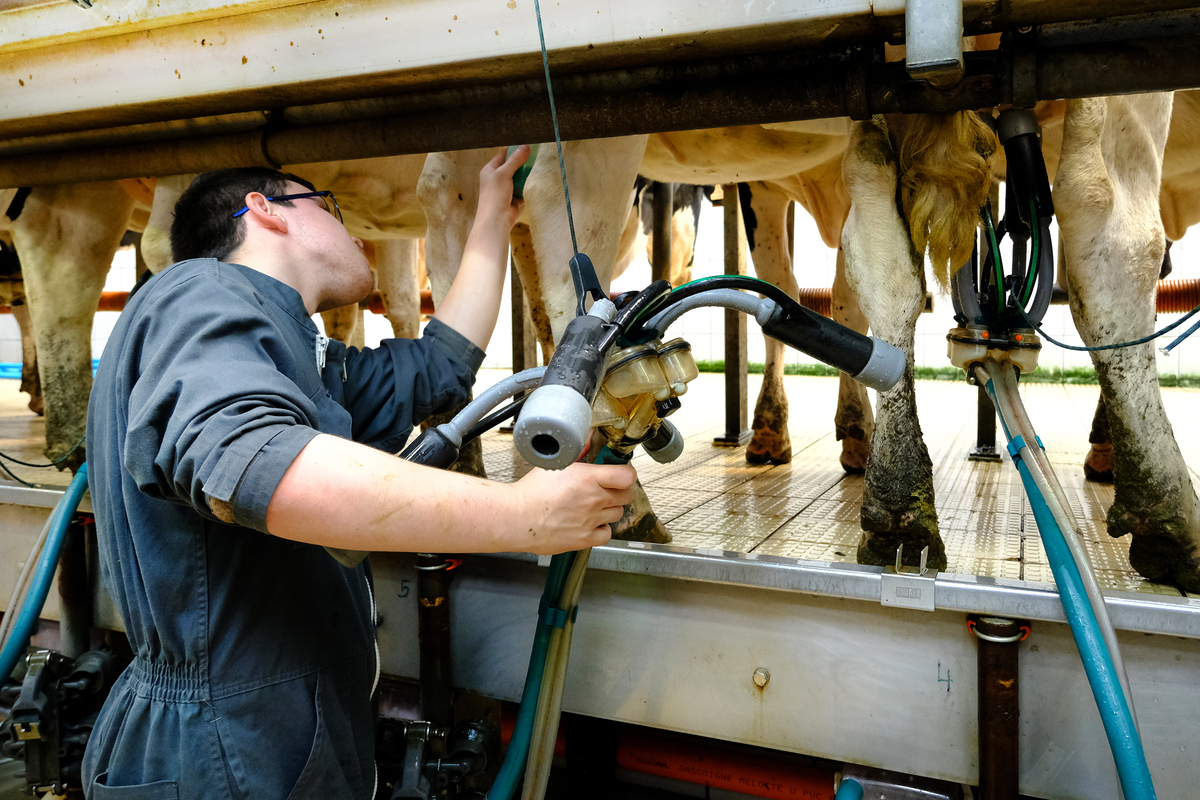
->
[593,463,637,489]
[491,145,529,178]
[590,525,614,546]
[486,147,508,169]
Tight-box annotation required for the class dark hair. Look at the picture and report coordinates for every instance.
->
[169,168,316,262]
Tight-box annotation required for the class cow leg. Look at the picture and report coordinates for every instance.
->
[524,136,671,543]
[373,238,422,340]
[842,119,945,570]
[740,181,796,465]
[832,246,873,473]
[11,299,42,415]
[140,174,195,273]
[12,183,136,470]
[320,304,364,348]
[1055,93,1200,590]
[418,150,500,479]
[1084,393,1114,483]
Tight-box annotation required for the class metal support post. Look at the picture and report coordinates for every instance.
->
[651,181,674,285]
[969,615,1028,800]
[715,183,750,446]
[56,514,93,659]
[970,383,1002,462]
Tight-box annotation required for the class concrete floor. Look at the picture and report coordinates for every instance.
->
[3,371,1199,598]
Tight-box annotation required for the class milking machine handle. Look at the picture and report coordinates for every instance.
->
[569,253,607,318]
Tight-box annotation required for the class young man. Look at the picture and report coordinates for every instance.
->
[83,149,636,799]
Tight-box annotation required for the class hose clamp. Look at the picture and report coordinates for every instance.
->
[967,616,1031,643]
[538,598,579,629]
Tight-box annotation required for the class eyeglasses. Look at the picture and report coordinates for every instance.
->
[232,190,343,224]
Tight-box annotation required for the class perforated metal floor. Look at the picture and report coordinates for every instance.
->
[0,372,1196,597]
[480,374,1199,598]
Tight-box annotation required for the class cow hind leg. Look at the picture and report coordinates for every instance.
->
[842,118,945,570]
[1056,93,1200,590]
[741,182,796,465]
[13,183,135,470]
[832,246,873,473]
[1083,393,1114,483]
[11,300,42,416]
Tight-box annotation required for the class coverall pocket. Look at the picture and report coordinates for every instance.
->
[284,673,355,800]
[90,773,179,799]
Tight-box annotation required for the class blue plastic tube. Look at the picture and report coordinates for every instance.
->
[487,550,576,800]
[834,778,863,800]
[983,378,1156,800]
[0,464,89,681]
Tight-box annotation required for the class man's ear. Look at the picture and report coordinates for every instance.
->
[241,191,289,234]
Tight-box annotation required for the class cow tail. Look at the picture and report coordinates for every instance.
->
[898,111,998,288]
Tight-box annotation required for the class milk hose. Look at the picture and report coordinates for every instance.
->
[834,777,864,800]
[0,464,90,681]
[486,551,576,800]
[976,362,1155,800]
[979,360,1138,727]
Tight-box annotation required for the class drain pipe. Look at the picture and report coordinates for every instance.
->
[416,553,457,731]
[969,615,1027,800]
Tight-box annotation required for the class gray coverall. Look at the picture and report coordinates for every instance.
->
[83,259,482,799]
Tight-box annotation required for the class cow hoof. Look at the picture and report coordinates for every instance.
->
[612,510,671,544]
[856,492,946,570]
[1107,499,1200,591]
[1083,443,1114,484]
[856,530,948,571]
[1127,534,1200,593]
[746,429,791,465]
[746,443,791,465]
[26,396,43,416]
[839,437,869,474]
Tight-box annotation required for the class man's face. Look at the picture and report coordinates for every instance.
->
[281,182,374,312]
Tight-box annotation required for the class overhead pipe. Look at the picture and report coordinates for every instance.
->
[7,16,1200,185]
[0,111,268,160]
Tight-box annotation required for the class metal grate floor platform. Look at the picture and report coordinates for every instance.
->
[2,372,1197,598]
[480,373,1200,599]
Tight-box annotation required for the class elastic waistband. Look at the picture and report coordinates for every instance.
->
[127,658,209,703]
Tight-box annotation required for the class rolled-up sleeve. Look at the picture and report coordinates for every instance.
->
[339,317,484,452]
[122,275,320,532]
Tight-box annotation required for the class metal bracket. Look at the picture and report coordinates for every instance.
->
[880,544,936,611]
[905,0,965,87]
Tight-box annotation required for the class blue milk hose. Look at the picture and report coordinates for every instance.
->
[0,463,90,681]
[834,778,863,800]
[984,381,1155,800]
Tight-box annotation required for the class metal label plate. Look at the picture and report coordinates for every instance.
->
[880,573,936,611]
